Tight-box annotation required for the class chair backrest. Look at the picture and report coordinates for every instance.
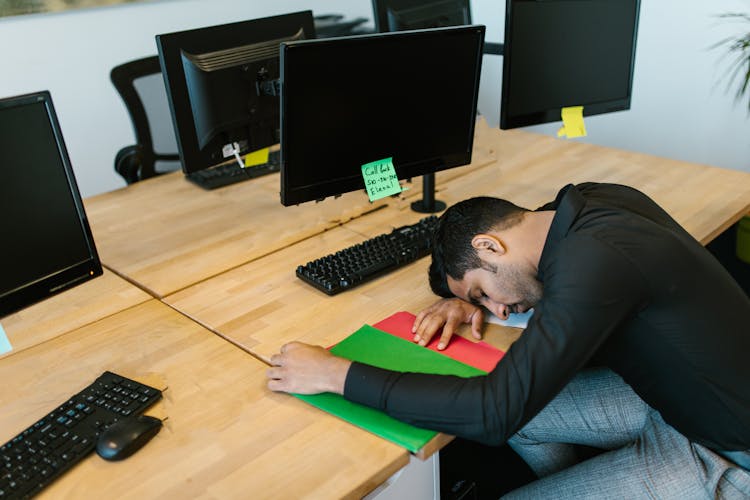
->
[110,55,181,184]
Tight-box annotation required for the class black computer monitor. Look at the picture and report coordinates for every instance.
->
[279,25,485,212]
[156,11,316,176]
[500,0,640,129]
[0,91,102,318]
[372,0,471,32]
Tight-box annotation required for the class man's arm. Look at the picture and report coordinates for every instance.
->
[265,340,516,445]
[266,297,487,394]
[268,237,648,445]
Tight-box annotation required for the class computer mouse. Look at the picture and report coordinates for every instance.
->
[96,414,162,461]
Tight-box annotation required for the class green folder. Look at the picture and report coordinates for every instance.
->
[294,324,485,452]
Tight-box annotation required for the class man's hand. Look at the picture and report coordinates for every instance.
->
[267,342,352,395]
[412,298,484,350]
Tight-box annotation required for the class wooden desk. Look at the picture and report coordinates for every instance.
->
[166,127,750,364]
[83,171,387,299]
[163,223,462,459]
[0,270,150,360]
[163,127,750,464]
[416,127,750,245]
[164,223,437,364]
[0,300,408,499]
[83,119,497,300]
[26,125,746,495]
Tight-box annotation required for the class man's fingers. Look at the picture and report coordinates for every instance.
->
[437,330,452,350]
[413,310,428,333]
[415,314,445,345]
[413,307,441,337]
[437,317,462,350]
[470,309,485,339]
[413,314,430,341]
[414,298,485,347]
[267,378,285,392]
[282,341,301,352]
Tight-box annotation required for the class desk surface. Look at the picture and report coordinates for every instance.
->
[0,300,408,499]
[83,171,387,299]
[352,127,750,245]
[162,127,750,463]
[6,125,750,497]
[0,270,150,360]
[165,223,438,362]
[166,127,750,363]
[83,120,497,300]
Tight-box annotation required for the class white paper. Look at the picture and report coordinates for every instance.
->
[485,309,533,329]
[0,323,12,355]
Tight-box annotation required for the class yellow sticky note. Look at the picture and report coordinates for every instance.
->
[361,157,402,202]
[557,106,587,139]
[244,147,270,168]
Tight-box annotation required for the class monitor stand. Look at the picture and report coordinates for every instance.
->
[410,173,446,213]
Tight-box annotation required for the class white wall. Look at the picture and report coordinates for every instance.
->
[1,0,749,197]
[473,0,750,176]
[0,0,373,197]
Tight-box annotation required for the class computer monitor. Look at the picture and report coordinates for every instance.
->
[372,0,471,32]
[0,91,102,318]
[279,25,485,212]
[500,0,640,129]
[156,11,316,176]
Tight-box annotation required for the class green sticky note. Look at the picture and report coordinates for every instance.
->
[361,157,402,202]
[295,325,485,452]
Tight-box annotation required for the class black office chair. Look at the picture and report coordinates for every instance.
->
[110,55,181,184]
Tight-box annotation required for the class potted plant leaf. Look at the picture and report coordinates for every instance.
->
[714,12,750,263]
[715,13,750,109]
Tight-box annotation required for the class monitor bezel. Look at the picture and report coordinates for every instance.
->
[279,25,485,207]
[372,0,472,32]
[0,91,103,318]
[155,11,315,175]
[499,0,640,130]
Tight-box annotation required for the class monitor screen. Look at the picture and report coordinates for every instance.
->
[0,91,102,318]
[156,11,315,175]
[372,0,471,32]
[500,0,640,129]
[279,25,485,208]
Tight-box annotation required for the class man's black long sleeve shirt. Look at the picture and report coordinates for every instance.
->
[343,183,750,451]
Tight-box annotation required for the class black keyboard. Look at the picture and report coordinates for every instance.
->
[296,215,439,295]
[186,150,280,190]
[0,371,162,499]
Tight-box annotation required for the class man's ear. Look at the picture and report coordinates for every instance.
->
[471,234,506,257]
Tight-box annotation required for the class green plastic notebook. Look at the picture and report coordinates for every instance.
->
[294,324,486,452]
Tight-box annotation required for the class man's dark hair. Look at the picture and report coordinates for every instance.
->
[429,196,529,297]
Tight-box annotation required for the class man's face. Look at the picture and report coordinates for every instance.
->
[447,259,542,319]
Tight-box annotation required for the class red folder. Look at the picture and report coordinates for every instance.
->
[373,311,504,372]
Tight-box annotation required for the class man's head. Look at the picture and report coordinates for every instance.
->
[429,196,544,317]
